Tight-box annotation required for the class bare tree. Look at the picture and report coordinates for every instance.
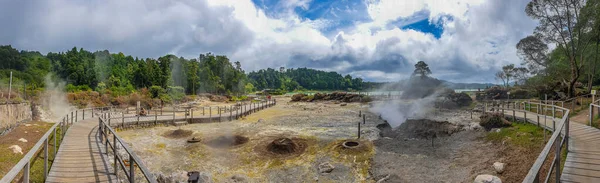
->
[525,0,599,97]
[516,35,549,74]
[496,71,508,87]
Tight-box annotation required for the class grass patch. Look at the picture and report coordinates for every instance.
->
[486,122,550,148]
[0,121,64,182]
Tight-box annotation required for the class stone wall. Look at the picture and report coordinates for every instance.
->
[0,103,32,130]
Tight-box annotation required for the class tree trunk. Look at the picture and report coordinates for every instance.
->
[569,56,580,98]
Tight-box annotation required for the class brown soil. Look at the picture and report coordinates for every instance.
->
[267,138,298,154]
[491,139,553,182]
[162,129,193,139]
[0,121,53,177]
[256,137,308,158]
[205,135,249,148]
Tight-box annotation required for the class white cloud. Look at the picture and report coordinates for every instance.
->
[0,0,537,83]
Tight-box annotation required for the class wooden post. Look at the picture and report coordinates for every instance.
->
[357,122,361,139]
[209,107,212,122]
[363,114,366,124]
[230,106,233,121]
[219,107,222,122]
[359,110,361,117]
[44,138,48,180]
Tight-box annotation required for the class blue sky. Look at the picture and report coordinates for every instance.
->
[0,0,538,83]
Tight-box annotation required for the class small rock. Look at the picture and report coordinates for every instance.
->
[318,162,335,174]
[24,124,31,127]
[376,174,390,183]
[340,103,347,106]
[9,145,23,154]
[491,128,501,133]
[229,174,248,183]
[493,162,505,174]
[18,138,28,143]
[474,174,502,183]
[257,119,264,122]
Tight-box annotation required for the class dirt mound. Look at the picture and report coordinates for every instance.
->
[256,137,308,158]
[163,129,193,139]
[290,92,370,103]
[206,135,249,148]
[267,138,299,154]
[395,119,463,139]
[479,112,511,130]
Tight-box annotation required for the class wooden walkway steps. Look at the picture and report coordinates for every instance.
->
[46,118,117,183]
[500,109,600,182]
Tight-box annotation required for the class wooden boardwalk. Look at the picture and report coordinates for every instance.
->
[46,118,117,183]
[500,109,600,182]
[44,101,275,182]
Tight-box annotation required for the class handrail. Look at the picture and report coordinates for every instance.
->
[96,99,277,182]
[482,101,569,183]
[98,114,157,183]
[1,107,107,183]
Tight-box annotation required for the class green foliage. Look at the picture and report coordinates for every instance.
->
[248,67,366,91]
[1,45,371,101]
[244,83,255,93]
[65,84,92,92]
[167,86,185,101]
[231,95,248,101]
[149,85,165,98]
[412,61,432,78]
[486,122,549,148]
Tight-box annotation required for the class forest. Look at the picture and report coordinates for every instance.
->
[0,45,372,101]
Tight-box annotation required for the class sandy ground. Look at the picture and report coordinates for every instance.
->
[117,97,510,182]
[118,96,382,182]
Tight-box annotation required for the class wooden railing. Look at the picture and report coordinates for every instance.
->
[0,107,109,183]
[98,113,157,183]
[590,97,600,127]
[480,100,569,183]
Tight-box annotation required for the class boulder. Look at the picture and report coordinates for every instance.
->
[18,138,28,143]
[318,162,335,174]
[474,174,502,183]
[493,162,505,174]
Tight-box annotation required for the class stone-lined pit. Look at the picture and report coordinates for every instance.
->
[342,141,360,149]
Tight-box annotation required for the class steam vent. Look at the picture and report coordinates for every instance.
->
[206,135,249,148]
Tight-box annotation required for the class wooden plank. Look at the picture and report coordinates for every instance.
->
[46,118,116,183]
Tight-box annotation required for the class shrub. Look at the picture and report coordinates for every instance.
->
[291,94,306,101]
[479,112,511,130]
[149,86,165,98]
